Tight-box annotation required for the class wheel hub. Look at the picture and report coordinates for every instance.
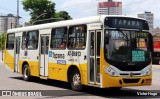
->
[24,68,28,78]
[73,74,80,86]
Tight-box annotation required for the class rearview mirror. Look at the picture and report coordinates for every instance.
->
[105,31,109,44]
[148,33,153,53]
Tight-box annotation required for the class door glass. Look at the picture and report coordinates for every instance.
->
[46,36,49,54]
[90,33,94,56]
[96,32,101,83]
[16,37,20,54]
[90,58,94,82]
[97,32,101,56]
[41,36,45,54]
[89,31,101,84]
[96,58,100,83]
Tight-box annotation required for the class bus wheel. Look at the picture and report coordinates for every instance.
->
[71,69,82,91]
[23,64,31,81]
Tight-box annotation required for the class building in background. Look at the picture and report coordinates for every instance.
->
[153,27,160,34]
[137,12,154,31]
[24,22,31,27]
[0,14,18,34]
[151,27,160,36]
[98,0,122,15]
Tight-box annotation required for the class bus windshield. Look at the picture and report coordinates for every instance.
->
[105,30,151,63]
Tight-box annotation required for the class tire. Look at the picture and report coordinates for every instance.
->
[70,69,82,91]
[23,64,31,81]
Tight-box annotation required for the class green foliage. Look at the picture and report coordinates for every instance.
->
[22,0,56,24]
[0,32,7,50]
[22,0,72,25]
[57,11,72,20]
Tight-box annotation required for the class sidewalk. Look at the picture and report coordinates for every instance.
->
[0,51,4,62]
[152,64,160,70]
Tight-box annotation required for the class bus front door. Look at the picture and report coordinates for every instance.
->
[89,30,101,85]
[14,36,21,72]
[39,35,49,77]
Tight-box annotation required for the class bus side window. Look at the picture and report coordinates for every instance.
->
[26,30,39,49]
[50,27,67,49]
[6,33,15,50]
[68,25,87,49]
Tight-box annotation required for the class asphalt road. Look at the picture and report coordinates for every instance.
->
[0,60,160,99]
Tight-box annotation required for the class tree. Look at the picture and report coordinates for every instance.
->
[0,32,6,50]
[22,0,56,24]
[22,0,72,25]
[56,11,72,20]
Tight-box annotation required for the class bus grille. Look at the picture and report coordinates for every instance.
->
[123,78,140,83]
[120,73,141,76]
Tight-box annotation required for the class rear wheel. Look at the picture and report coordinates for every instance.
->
[23,64,31,81]
[70,69,82,91]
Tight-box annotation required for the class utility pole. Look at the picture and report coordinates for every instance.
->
[1,35,3,61]
[17,0,19,27]
[11,22,13,29]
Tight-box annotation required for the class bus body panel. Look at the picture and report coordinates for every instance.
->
[19,50,39,76]
[5,50,14,71]
[5,15,152,89]
[102,73,152,88]
[100,46,152,88]
[47,48,88,84]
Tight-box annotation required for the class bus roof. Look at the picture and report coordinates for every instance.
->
[7,15,146,33]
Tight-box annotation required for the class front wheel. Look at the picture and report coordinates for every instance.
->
[71,69,82,91]
[23,64,31,81]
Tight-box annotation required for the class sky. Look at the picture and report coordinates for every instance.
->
[0,0,159,28]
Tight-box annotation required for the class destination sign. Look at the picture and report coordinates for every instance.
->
[105,17,149,30]
[132,50,145,62]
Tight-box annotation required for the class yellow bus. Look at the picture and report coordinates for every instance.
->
[5,15,153,91]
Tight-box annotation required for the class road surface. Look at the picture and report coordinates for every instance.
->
[0,60,160,99]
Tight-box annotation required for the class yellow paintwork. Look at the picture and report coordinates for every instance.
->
[19,60,39,76]
[100,48,152,88]
[102,73,152,88]
[4,50,14,71]
[5,47,152,88]
[5,50,88,85]
[48,63,88,85]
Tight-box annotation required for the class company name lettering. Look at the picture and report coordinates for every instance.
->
[53,53,65,59]
[68,51,81,56]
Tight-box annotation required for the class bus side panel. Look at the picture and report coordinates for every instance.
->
[48,63,67,82]
[48,48,88,85]
[19,47,40,76]
[5,50,14,71]
[19,60,39,77]
[79,64,88,85]
[28,61,39,77]
[48,62,88,85]
[19,60,23,74]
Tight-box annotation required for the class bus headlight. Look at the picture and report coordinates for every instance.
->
[104,66,119,76]
[141,66,152,76]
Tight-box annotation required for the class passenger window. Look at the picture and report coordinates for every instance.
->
[6,33,15,50]
[51,27,67,49]
[68,25,87,49]
[27,31,39,49]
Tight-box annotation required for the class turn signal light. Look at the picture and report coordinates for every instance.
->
[144,79,152,83]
